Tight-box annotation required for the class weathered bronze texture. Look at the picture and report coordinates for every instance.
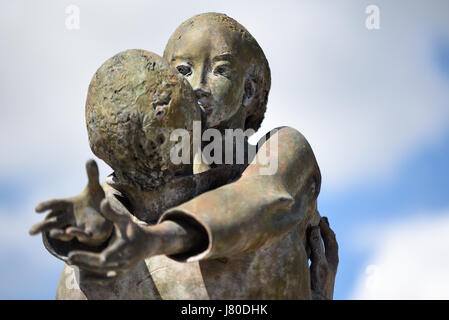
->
[30,12,338,300]
[86,49,201,190]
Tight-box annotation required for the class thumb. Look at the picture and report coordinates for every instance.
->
[85,159,104,196]
[100,198,130,225]
[308,225,325,262]
[319,217,339,272]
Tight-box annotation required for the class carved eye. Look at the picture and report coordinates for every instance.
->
[214,65,230,77]
[176,64,192,76]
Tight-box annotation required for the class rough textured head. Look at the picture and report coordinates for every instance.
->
[86,49,201,190]
[164,12,270,132]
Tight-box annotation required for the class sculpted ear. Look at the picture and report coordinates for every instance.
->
[242,77,256,107]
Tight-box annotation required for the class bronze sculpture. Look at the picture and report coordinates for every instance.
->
[30,12,338,300]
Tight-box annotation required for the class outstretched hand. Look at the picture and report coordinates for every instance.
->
[29,159,113,247]
[67,198,157,278]
[307,216,339,300]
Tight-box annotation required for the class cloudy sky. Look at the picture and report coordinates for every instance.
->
[1,0,448,299]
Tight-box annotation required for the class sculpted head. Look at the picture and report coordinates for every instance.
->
[86,49,201,190]
[164,12,270,132]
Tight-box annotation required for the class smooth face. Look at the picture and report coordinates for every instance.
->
[166,24,248,128]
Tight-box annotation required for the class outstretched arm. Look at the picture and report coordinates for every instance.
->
[66,197,205,277]
[67,128,338,296]
[158,127,322,261]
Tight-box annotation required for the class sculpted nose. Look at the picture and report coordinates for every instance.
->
[195,87,211,99]
[191,66,211,98]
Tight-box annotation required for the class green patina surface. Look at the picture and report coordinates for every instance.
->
[39,13,333,300]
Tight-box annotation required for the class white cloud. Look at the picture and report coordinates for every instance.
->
[2,1,449,298]
[351,211,449,299]
[2,1,449,191]
[251,0,449,191]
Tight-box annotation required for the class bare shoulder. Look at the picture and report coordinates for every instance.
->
[252,127,320,193]
[257,126,313,155]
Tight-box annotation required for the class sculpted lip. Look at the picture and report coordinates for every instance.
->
[198,100,214,114]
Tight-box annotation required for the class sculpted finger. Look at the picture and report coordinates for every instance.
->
[86,159,100,186]
[307,225,328,294]
[100,199,130,225]
[100,239,127,263]
[307,225,326,262]
[319,217,339,272]
[49,228,75,241]
[35,199,71,213]
[86,159,104,197]
[44,210,64,219]
[66,227,92,242]
[29,213,71,235]
[68,250,127,273]
[68,251,103,270]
